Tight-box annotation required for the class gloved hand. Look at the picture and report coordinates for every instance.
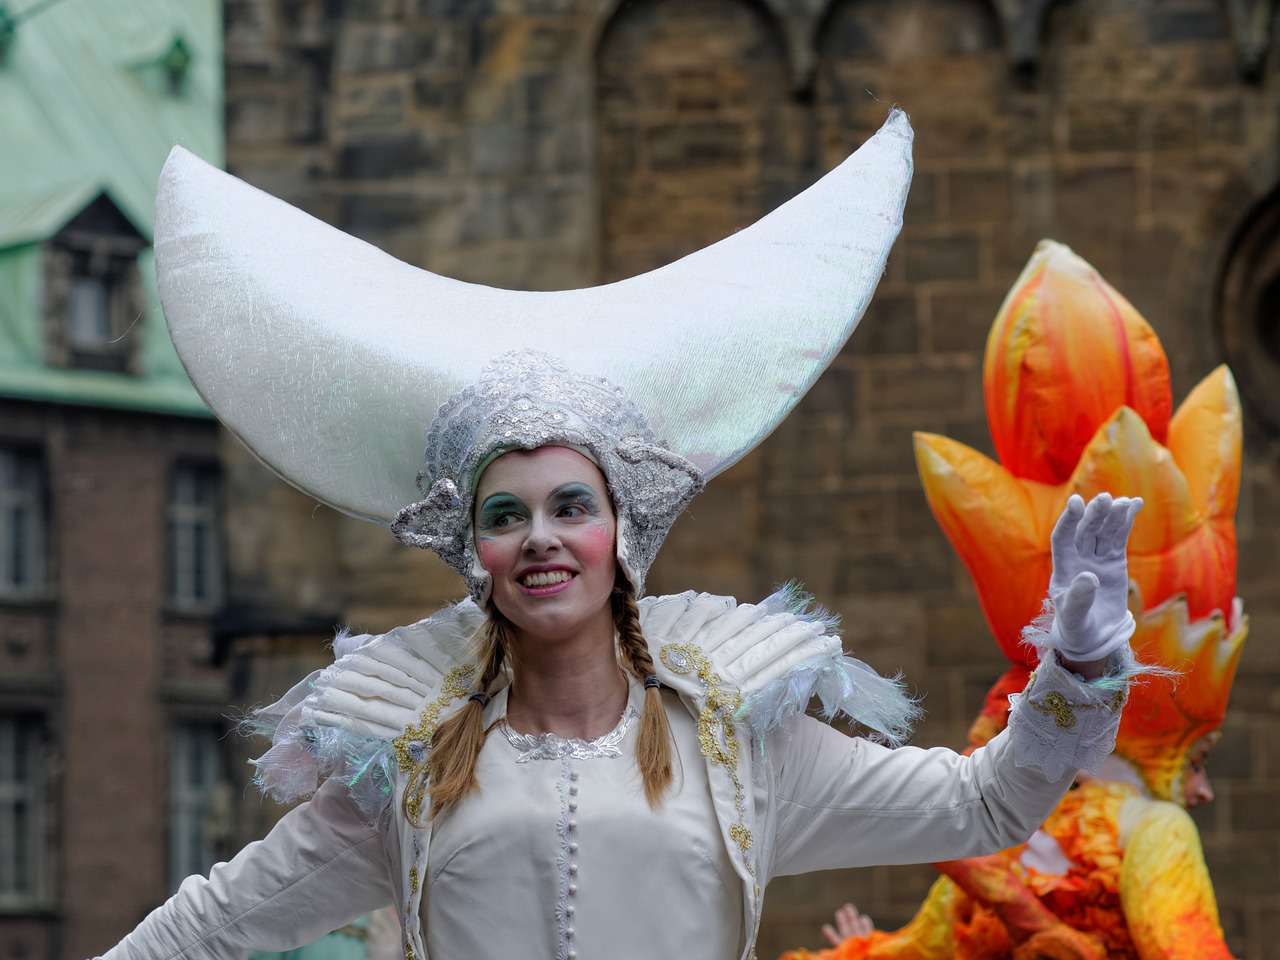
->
[1047,492,1143,663]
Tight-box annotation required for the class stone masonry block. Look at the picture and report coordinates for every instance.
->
[466,123,534,176]
[338,130,454,178]
[904,169,938,228]
[525,70,583,123]
[852,291,922,355]
[841,418,925,479]
[909,110,998,163]
[922,414,994,465]
[1117,225,1184,282]
[949,168,1012,226]
[335,23,417,74]
[1003,97,1055,158]
[762,419,845,488]
[1231,784,1280,832]
[1203,835,1279,899]
[1228,665,1280,712]
[1151,100,1201,151]
[861,361,971,415]
[1065,100,1144,153]
[798,364,857,421]
[646,121,747,170]
[836,546,952,596]
[923,602,1005,669]
[227,97,289,145]
[903,234,983,284]
[1148,3,1230,42]
[1055,164,1140,232]
[540,120,591,174]
[1207,724,1253,779]
[338,191,446,236]
[413,72,467,114]
[523,22,582,64]
[412,21,472,70]
[928,288,1001,354]
[897,485,950,541]
[335,80,406,128]
[760,488,895,544]
[1204,98,1246,146]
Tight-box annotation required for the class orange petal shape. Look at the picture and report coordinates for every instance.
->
[985,241,1171,485]
[1068,408,1236,621]
[1115,592,1248,802]
[1166,366,1242,525]
[915,432,1060,667]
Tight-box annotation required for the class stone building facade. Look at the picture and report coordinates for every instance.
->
[222,0,1280,955]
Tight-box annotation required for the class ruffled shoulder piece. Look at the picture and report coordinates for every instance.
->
[642,584,919,746]
[244,600,485,818]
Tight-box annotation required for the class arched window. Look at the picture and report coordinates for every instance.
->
[595,0,804,282]
[1218,192,1280,431]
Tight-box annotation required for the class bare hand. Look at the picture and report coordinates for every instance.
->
[822,903,874,947]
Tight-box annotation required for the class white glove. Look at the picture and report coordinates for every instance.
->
[1047,492,1143,663]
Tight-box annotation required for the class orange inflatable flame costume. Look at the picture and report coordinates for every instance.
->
[782,240,1246,960]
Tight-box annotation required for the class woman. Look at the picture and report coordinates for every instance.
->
[100,113,1141,960]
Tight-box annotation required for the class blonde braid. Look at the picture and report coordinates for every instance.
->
[403,611,510,824]
[613,579,675,806]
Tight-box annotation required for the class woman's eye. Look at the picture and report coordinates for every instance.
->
[559,503,587,518]
[481,511,522,531]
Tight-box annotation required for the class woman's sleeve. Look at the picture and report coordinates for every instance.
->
[770,652,1127,877]
[96,779,397,960]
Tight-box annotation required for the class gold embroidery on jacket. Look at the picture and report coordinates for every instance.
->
[659,643,755,863]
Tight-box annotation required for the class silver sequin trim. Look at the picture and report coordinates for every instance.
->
[390,351,704,600]
[501,707,639,763]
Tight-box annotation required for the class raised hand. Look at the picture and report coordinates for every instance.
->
[1047,493,1143,664]
[822,903,874,947]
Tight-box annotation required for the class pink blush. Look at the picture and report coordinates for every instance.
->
[577,523,616,566]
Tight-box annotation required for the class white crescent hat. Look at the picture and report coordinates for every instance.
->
[153,110,913,597]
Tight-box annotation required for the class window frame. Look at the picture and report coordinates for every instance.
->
[167,721,231,891]
[41,202,146,375]
[0,446,47,603]
[0,714,51,910]
[166,462,223,615]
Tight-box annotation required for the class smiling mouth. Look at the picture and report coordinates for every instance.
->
[521,570,574,588]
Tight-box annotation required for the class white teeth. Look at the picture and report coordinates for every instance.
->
[522,570,572,588]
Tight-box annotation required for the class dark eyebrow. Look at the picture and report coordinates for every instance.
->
[477,493,524,513]
[550,482,600,503]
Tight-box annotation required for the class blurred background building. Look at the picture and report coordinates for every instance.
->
[1,0,1278,958]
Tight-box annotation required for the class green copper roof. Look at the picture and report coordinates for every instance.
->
[0,0,222,417]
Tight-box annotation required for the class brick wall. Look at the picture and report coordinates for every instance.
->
[0,402,226,960]
[222,0,1280,956]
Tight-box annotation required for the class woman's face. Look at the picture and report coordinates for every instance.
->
[474,446,618,646]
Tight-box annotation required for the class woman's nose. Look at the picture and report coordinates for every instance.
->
[523,515,560,552]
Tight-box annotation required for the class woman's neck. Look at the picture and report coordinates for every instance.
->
[505,623,629,740]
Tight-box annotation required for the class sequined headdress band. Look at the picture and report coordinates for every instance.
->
[153,110,913,590]
[391,351,703,599]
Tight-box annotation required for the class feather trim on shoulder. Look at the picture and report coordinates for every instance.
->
[241,600,483,819]
[737,584,920,746]
[740,651,920,747]
[643,585,920,747]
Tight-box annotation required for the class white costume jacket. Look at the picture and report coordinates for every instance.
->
[100,592,1129,960]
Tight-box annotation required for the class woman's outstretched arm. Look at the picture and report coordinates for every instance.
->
[96,779,396,960]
